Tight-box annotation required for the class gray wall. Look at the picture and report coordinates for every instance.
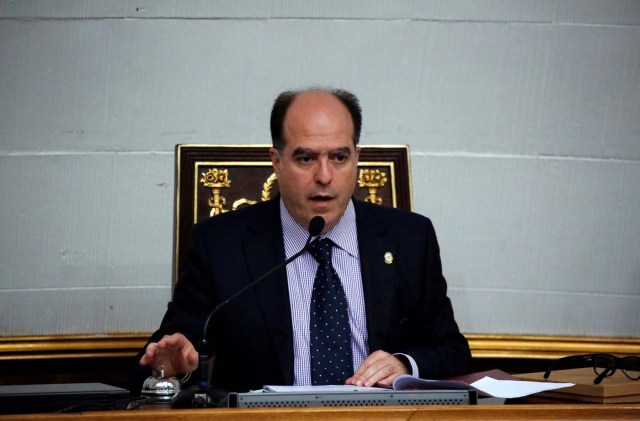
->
[1,1,639,338]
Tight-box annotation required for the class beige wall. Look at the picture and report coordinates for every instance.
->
[1,1,639,338]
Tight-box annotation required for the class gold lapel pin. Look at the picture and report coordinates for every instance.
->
[384,252,393,265]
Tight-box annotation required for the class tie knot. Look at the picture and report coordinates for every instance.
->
[308,238,333,265]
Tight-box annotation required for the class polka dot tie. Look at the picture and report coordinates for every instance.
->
[308,238,353,385]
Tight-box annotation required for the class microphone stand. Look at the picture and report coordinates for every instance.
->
[172,216,325,408]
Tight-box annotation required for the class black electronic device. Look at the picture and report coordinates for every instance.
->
[228,389,477,407]
[0,383,130,414]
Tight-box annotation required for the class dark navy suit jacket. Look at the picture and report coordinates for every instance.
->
[134,198,470,393]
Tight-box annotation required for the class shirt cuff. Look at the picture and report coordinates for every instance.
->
[394,353,419,377]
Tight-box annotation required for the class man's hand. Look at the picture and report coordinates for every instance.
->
[345,350,409,387]
[139,333,199,378]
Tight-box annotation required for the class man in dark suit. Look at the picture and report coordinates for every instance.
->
[136,88,470,393]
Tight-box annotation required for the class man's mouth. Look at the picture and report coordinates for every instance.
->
[310,195,332,203]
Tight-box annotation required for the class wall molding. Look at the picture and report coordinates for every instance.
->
[466,334,640,359]
[0,334,146,360]
[1,334,638,361]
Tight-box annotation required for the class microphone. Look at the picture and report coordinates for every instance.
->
[172,216,325,408]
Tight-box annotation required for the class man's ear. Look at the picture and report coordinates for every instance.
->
[354,145,361,162]
[269,147,281,172]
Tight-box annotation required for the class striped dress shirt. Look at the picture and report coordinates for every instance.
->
[280,200,369,386]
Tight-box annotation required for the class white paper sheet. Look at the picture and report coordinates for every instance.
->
[471,376,575,399]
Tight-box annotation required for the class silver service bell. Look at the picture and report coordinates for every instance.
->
[141,368,181,403]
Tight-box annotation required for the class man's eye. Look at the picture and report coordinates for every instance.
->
[297,155,313,163]
[332,154,348,162]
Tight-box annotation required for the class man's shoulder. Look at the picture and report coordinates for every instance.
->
[194,198,279,233]
[353,199,432,226]
[353,199,437,241]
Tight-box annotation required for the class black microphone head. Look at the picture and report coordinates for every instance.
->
[308,216,325,236]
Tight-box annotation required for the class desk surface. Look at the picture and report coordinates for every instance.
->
[1,404,639,421]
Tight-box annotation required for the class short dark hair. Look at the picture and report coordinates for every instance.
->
[270,87,362,151]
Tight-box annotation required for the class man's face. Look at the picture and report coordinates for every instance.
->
[270,91,360,233]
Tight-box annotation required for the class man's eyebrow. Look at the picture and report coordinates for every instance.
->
[292,147,316,157]
[291,147,352,157]
[329,147,352,156]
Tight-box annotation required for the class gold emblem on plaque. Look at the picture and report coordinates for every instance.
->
[231,173,278,210]
[200,168,231,216]
[358,169,388,205]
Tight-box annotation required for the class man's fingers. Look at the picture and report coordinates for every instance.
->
[157,333,188,351]
[348,351,405,387]
[372,365,398,387]
[140,333,199,376]
[138,333,200,377]
[139,342,159,365]
[140,339,176,368]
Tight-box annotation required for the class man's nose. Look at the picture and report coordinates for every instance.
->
[315,158,332,185]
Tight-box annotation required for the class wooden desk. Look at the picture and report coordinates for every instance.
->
[1,404,639,421]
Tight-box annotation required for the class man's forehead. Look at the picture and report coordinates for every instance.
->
[283,92,353,132]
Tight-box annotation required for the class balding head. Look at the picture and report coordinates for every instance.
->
[270,88,362,151]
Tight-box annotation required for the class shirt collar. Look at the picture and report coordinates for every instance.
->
[280,199,359,258]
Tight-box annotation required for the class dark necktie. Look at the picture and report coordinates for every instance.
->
[308,238,353,385]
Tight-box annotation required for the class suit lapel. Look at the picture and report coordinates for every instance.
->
[243,200,295,384]
[355,201,397,353]
[239,199,397,383]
